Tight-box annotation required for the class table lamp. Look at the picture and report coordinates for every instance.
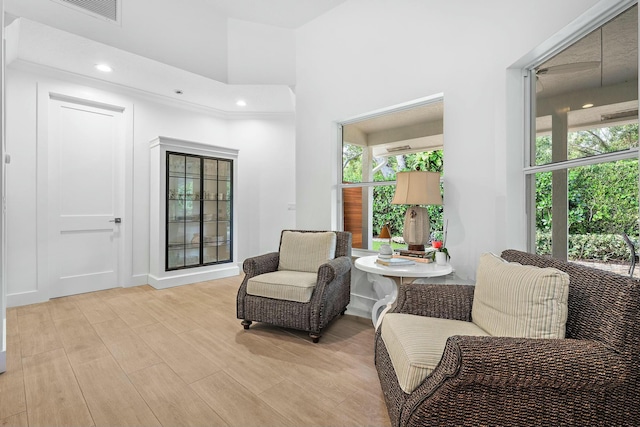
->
[391,171,442,251]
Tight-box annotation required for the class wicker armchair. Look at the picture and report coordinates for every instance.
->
[375,249,640,426]
[237,230,352,343]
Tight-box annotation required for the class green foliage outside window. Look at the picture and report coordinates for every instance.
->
[342,146,444,239]
[535,124,639,260]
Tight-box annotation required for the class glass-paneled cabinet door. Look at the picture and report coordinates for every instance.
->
[167,153,186,270]
[184,156,201,267]
[167,153,233,271]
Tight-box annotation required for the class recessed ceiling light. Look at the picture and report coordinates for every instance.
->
[582,103,594,109]
[95,63,113,73]
[236,100,247,107]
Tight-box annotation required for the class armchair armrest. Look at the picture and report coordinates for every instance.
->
[420,336,628,395]
[395,336,630,427]
[394,282,475,321]
[317,256,352,284]
[242,252,279,278]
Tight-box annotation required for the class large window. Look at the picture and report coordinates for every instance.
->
[526,5,639,274]
[340,98,444,250]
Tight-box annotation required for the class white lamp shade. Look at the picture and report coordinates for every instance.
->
[391,171,442,205]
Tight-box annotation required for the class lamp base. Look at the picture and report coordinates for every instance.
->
[402,206,430,252]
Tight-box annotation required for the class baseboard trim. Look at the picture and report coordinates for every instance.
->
[148,265,240,289]
[7,290,48,308]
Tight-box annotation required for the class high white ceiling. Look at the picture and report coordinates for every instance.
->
[204,0,349,29]
[4,0,348,85]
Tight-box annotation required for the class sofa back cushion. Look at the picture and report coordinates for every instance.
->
[472,253,569,339]
[278,231,337,273]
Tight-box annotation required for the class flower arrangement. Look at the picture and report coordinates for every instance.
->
[431,220,450,261]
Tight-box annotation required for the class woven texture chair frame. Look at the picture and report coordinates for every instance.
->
[237,230,352,340]
[374,249,640,427]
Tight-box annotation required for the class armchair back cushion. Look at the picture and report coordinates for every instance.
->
[472,253,570,339]
[278,231,337,273]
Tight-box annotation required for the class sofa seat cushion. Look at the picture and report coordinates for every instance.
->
[247,271,317,303]
[381,313,490,394]
[278,231,337,273]
[472,253,570,339]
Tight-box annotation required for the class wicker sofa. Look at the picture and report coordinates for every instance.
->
[375,249,640,426]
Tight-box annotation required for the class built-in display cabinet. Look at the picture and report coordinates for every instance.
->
[149,137,239,289]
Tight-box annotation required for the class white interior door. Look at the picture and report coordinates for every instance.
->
[48,96,124,298]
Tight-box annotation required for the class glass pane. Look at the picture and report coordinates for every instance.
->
[203,159,217,179]
[168,247,184,269]
[218,160,231,179]
[534,171,552,255]
[342,145,444,184]
[168,154,184,175]
[342,101,444,184]
[535,159,639,276]
[186,156,200,178]
[533,6,638,167]
[342,182,443,251]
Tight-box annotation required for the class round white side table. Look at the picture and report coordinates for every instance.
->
[354,255,452,329]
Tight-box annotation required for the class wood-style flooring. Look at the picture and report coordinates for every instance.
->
[0,275,391,427]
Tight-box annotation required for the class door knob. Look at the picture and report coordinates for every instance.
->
[109,218,122,223]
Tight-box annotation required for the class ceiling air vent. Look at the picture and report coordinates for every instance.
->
[601,110,638,122]
[51,0,120,23]
[386,145,411,153]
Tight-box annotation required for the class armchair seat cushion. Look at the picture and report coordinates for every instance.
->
[247,271,317,303]
[381,313,489,394]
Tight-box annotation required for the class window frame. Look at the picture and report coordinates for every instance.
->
[336,94,444,252]
[523,1,640,255]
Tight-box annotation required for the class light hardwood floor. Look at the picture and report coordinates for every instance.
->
[0,275,391,427]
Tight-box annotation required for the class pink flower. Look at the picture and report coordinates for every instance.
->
[432,240,443,249]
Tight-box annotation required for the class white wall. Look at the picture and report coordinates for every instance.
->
[5,64,295,306]
[294,0,605,280]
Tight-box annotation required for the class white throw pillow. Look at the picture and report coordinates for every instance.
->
[278,231,337,273]
[471,253,569,339]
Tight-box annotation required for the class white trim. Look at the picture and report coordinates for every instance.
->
[1,0,6,374]
[10,60,295,121]
[337,93,444,126]
[148,265,240,289]
[7,290,47,307]
[524,148,639,174]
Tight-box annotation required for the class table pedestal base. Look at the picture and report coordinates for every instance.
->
[369,273,398,329]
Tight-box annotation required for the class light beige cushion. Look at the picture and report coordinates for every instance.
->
[247,271,317,303]
[278,231,337,273]
[471,252,569,339]
[381,313,489,394]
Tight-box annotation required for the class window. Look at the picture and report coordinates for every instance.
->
[526,5,639,273]
[339,98,444,250]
